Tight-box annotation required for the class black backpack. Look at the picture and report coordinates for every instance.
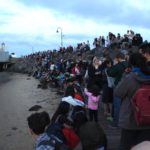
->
[46,123,66,144]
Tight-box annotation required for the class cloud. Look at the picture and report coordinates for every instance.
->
[20,0,150,28]
[0,0,150,56]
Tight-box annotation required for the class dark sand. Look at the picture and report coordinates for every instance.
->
[0,72,61,150]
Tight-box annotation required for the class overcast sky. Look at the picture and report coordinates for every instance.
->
[0,0,150,56]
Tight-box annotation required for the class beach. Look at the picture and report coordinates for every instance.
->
[0,72,61,150]
[0,72,121,150]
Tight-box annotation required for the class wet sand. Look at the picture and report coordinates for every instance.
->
[0,72,61,150]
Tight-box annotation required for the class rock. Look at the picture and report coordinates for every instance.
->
[28,105,42,111]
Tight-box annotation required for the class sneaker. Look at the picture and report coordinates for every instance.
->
[107,116,113,122]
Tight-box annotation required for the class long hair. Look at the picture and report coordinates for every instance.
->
[87,84,100,97]
[51,101,70,123]
[64,85,75,98]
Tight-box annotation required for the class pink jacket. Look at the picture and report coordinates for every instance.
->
[84,88,100,110]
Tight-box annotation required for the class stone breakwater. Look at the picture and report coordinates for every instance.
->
[8,59,35,73]
[8,46,138,74]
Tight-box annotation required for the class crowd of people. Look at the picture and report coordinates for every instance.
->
[26,30,150,150]
[93,30,143,49]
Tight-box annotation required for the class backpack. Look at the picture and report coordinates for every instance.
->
[46,123,66,144]
[132,84,150,126]
[105,69,115,88]
[70,106,86,121]
[38,134,71,150]
[62,127,80,149]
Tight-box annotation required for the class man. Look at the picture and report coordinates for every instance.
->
[139,43,150,66]
[107,52,128,128]
[114,53,150,150]
[27,111,71,150]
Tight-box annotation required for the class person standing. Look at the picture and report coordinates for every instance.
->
[114,53,150,150]
[139,43,150,66]
[84,85,100,122]
[107,52,128,128]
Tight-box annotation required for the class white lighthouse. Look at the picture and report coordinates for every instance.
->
[0,42,5,51]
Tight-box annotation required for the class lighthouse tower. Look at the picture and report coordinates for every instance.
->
[1,42,5,51]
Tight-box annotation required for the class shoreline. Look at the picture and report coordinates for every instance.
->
[0,72,120,150]
[0,72,61,150]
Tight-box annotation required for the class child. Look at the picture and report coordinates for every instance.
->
[27,111,71,150]
[84,85,100,122]
[27,111,52,150]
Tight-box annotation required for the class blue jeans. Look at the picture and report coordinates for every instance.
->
[112,96,121,127]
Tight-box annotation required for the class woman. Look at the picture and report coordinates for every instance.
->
[88,56,103,89]
[50,101,80,149]
[114,53,150,150]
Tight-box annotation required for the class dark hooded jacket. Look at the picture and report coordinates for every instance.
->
[107,61,128,86]
[114,71,150,129]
